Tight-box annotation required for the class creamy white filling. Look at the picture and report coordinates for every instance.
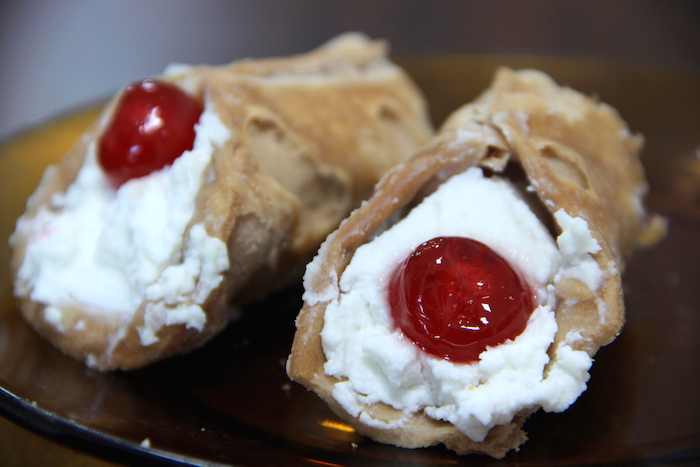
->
[553,210,607,320]
[13,103,231,343]
[320,167,600,442]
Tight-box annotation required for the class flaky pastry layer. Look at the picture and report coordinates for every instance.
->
[10,33,433,370]
[288,68,665,457]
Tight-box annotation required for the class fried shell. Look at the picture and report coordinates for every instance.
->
[10,33,433,370]
[287,68,665,457]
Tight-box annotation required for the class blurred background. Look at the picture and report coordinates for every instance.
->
[1,0,699,139]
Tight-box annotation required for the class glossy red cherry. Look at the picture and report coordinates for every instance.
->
[388,236,533,363]
[98,79,203,189]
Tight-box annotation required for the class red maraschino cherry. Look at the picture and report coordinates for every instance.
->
[98,79,203,189]
[388,236,533,363]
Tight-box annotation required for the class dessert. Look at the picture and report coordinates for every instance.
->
[9,33,433,371]
[287,68,665,457]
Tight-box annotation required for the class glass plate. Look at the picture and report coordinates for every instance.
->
[1,55,699,466]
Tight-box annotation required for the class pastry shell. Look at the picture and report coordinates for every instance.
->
[288,68,665,457]
[10,33,433,371]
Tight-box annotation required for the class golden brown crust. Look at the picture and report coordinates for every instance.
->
[10,33,433,371]
[288,68,664,457]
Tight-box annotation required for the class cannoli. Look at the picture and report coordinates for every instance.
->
[10,33,433,371]
[287,68,665,457]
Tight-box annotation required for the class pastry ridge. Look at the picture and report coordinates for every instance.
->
[10,33,433,370]
[288,67,664,457]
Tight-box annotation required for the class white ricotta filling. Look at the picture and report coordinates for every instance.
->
[13,103,231,344]
[553,210,607,320]
[320,167,600,442]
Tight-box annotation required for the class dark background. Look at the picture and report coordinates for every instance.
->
[1,0,699,139]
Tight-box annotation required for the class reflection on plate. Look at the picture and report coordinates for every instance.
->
[1,55,699,466]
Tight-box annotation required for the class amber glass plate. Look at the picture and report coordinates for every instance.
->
[1,55,699,466]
